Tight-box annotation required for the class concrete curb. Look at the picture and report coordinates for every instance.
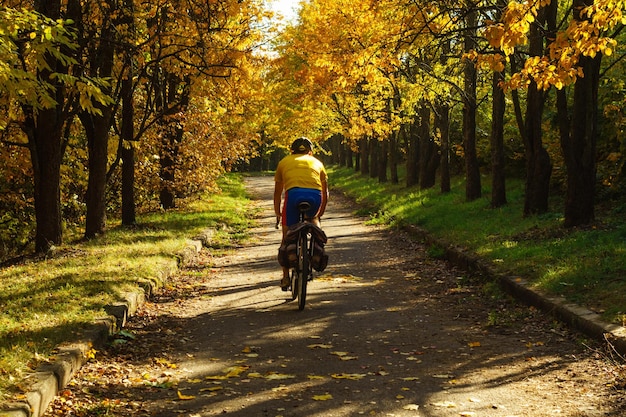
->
[0,239,204,417]
[402,224,626,355]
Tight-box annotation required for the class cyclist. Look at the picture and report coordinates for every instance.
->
[274,137,328,290]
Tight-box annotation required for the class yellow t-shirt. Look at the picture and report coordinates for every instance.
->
[275,154,327,191]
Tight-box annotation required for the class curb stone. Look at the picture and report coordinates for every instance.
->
[0,238,204,417]
[403,224,626,355]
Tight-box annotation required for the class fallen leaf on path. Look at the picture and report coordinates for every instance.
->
[401,377,420,381]
[186,378,202,384]
[331,373,366,380]
[225,365,249,377]
[307,375,326,380]
[432,400,456,408]
[403,404,420,410]
[312,393,333,401]
[176,391,196,401]
[459,412,476,416]
[468,341,481,348]
[155,358,177,369]
[264,372,296,380]
[308,344,333,349]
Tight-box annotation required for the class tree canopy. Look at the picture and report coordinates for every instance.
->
[1,0,625,260]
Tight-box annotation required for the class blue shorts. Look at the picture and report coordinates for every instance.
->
[283,187,322,227]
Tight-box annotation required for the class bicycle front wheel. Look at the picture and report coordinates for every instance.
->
[297,232,309,310]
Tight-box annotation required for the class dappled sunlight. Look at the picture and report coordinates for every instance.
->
[47,176,623,416]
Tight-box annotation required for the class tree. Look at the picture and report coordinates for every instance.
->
[0,3,112,252]
[480,0,623,224]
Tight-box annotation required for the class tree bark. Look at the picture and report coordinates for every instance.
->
[463,8,481,201]
[27,0,70,252]
[369,137,378,179]
[435,101,451,193]
[406,123,419,187]
[491,69,507,207]
[389,131,399,184]
[523,12,552,216]
[419,104,439,189]
[378,138,388,183]
[558,0,601,227]
[121,72,136,226]
[359,137,369,176]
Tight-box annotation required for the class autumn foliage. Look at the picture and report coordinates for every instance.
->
[1,0,626,260]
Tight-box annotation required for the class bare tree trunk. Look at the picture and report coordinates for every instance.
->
[491,69,507,207]
[463,7,481,201]
[435,102,451,193]
[558,0,600,227]
[523,11,552,216]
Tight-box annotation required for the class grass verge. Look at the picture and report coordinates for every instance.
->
[0,173,256,403]
[329,165,626,324]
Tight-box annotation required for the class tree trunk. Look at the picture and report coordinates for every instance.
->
[359,137,369,176]
[389,131,399,184]
[370,137,378,179]
[419,104,438,189]
[346,144,354,169]
[28,109,64,252]
[83,113,112,238]
[463,8,481,201]
[491,69,507,207]
[523,14,552,216]
[121,73,136,225]
[558,0,601,227]
[435,102,451,193]
[406,123,419,187]
[28,0,69,252]
[378,138,388,183]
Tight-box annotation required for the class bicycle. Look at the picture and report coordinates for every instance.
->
[288,201,315,310]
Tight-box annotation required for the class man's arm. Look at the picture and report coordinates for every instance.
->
[318,173,328,218]
[274,180,284,219]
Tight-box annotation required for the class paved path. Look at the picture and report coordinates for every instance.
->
[55,176,624,417]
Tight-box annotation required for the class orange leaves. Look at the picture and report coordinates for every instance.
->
[478,0,623,92]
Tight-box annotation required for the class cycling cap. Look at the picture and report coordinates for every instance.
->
[291,137,313,153]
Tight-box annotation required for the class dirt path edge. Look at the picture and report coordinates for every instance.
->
[0,243,195,417]
[402,223,626,355]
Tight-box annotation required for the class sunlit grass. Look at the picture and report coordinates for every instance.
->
[0,173,255,402]
[329,165,626,323]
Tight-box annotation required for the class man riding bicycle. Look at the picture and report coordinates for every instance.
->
[274,137,328,290]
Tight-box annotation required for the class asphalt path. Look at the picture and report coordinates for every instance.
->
[55,176,624,417]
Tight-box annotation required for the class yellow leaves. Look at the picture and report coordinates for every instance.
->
[263,372,297,380]
[331,351,358,361]
[154,357,178,369]
[205,365,249,380]
[479,0,621,92]
[176,390,196,401]
[312,393,333,401]
[307,343,334,349]
[331,373,367,380]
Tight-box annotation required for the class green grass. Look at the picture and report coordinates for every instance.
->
[0,173,256,402]
[329,165,626,322]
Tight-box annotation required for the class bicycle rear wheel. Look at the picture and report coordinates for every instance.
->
[290,269,297,301]
[297,232,309,310]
